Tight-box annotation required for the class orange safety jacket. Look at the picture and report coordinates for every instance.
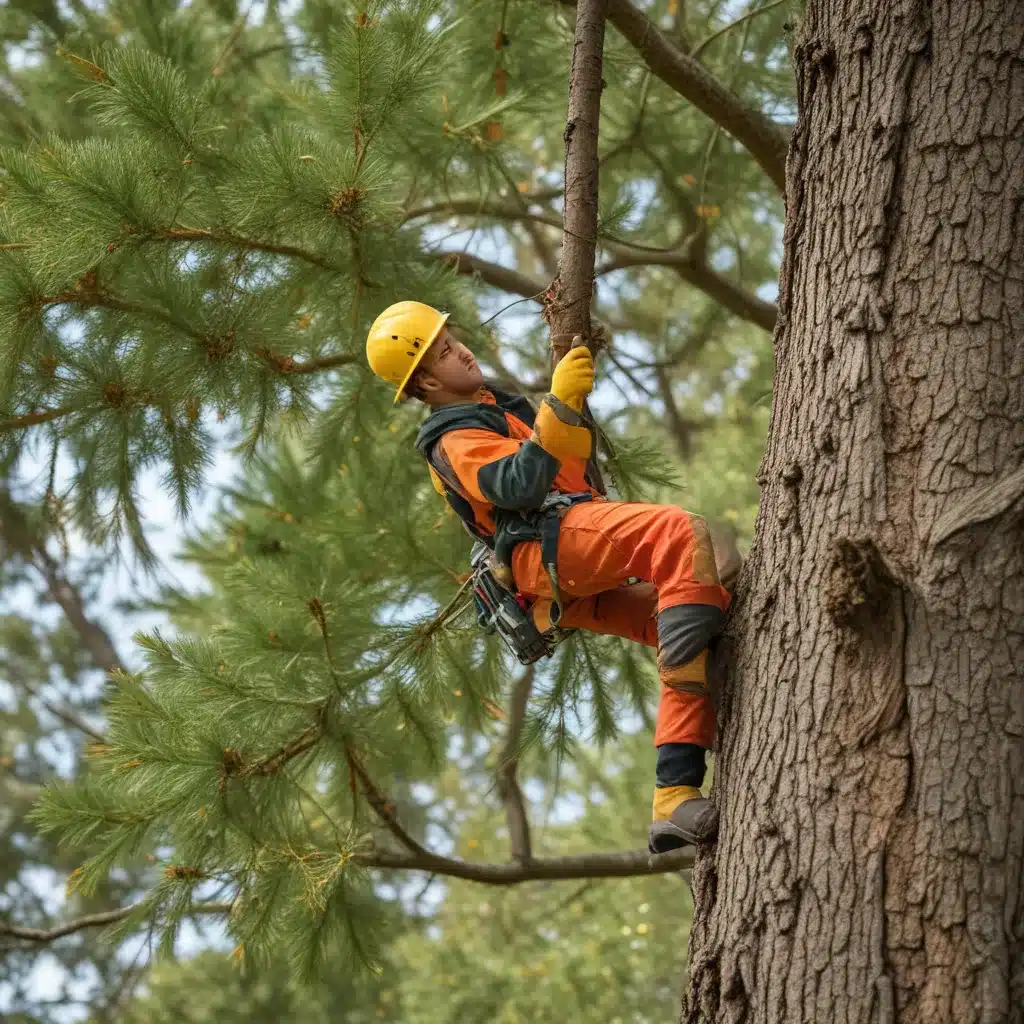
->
[415,387,601,562]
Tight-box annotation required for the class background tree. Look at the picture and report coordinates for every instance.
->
[0,0,796,1018]
[0,495,159,1022]
[686,2,1024,1023]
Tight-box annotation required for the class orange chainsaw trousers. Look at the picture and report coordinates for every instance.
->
[511,501,730,750]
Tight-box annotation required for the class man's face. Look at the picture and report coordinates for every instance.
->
[414,329,484,399]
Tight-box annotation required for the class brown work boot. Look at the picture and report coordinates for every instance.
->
[648,796,719,854]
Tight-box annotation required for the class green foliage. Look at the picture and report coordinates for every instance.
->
[108,735,694,1024]
[31,437,671,976]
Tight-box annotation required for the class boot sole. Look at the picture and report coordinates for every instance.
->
[648,820,705,855]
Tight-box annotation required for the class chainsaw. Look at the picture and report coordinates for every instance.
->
[469,542,571,665]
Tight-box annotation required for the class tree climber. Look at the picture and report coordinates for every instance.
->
[365,300,731,854]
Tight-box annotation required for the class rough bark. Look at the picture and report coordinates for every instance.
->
[687,3,1024,1023]
[547,0,607,359]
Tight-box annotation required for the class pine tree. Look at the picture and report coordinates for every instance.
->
[0,0,792,1001]
[686,2,1024,1022]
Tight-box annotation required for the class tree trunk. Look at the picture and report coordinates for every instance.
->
[687,3,1024,1023]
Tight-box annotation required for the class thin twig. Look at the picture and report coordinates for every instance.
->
[20,680,107,743]
[0,900,233,944]
[423,574,476,635]
[437,251,548,304]
[408,197,685,254]
[692,0,787,60]
[212,4,252,77]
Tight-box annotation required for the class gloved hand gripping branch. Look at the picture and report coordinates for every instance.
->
[531,341,595,462]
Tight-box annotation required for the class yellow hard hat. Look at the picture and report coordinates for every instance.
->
[366,300,449,403]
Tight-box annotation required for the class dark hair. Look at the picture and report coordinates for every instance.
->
[404,367,427,402]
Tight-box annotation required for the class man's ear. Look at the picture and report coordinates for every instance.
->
[415,372,444,396]
[405,369,437,403]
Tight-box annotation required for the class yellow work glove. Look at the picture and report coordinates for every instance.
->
[549,343,594,413]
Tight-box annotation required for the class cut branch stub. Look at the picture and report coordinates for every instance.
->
[547,0,608,365]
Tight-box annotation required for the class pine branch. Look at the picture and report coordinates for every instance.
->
[285,353,359,374]
[437,251,548,303]
[36,567,122,673]
[0,851,692,943]
[409,198,691,257]
[597,245,778,332]
[0,900,233,944]
[16,226,335,272]
[343,708,694,883]
[27,285,356,376]
[408,199,565,233]
[679,259,778,332]
[157,228,336,270]
[19,678,107,743]
[37,287,209,342]
[245,720,325,776]
[495,667,534,864]
[403,190,563,223]
[357,846,693,884]
[437,238,776,333]
[0,406,79,431]
[655,364,700,461]
[560,0,789,192]
[341,721,694,882]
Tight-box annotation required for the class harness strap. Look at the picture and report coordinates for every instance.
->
[536,493,593,624]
